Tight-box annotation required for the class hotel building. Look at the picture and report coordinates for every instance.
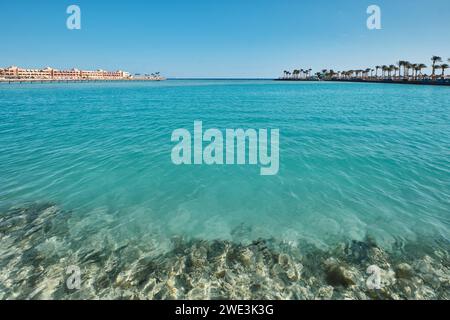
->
[0,66,132,80]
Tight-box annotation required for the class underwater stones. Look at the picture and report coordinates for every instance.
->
[433,249,448,261]
[287,283,310,300]
[209,240,229,255]
[171,255,186,275]
[78,247,107,264]
[343,240,371,264]
[415,285,437,300]
[102,255,122,276]
[187,281,210,300]
[153,280,178,300]
[283,266,300,282]
[209,284,227,300]
[367,247,390,268]
[145,279,181,300]
[1,200,449,300]
[1,203,63,240]
[142,278,157,296]
[413,256,448,289]
[208,241,229,267]
[415,255,434,274]
[238,248,253,267]
[187,287,205,300]
[316,285,334,300]
[249,281,263,293]
[0,214,27,234]
[395,263,414,279]
[215,269,226,278]
[401,284,412,296]
[34,236,66,260]
[223,271,236,287]
[379,268,396,287]
[254,261,267,278]
[323,258,357,287]
[188,245,208,269]
[37,205,59,222]
[278,253,290,267]
[22,223,45,242]
[272,253,302,283]
[114,269,138,289]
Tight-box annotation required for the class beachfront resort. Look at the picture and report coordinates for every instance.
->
[0,66,166,82]
[279,55,450,85]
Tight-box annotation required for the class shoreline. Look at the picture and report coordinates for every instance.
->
[275,78,450,87]
[2,78,449,87]
[0,78,166,84]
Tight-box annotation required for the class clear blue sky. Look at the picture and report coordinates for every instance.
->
[1,0,449,78]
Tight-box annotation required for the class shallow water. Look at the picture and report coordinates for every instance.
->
[0,80,449,299]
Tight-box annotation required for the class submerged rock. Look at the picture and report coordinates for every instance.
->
[316,285,334,300]
[395,263,414,279]
[323,258,357,288]
[238,248,253,267]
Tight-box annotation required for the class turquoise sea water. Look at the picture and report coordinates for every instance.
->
[1,80,449,251]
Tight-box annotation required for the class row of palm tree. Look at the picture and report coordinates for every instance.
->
[283,69,312,79]
[281,56,450,81]
[430,56,450,79]
[136,71,163,80]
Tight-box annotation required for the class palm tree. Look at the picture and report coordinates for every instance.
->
[440,64,449,78]
[431,56,442,79]
[404,62,412,79]
[375,66,381,78]
[343,71,349,79]
[328,69,336,79]
[381,65,388,78]
[416,64,426,79]
[413,64,420,80]
[392,66,399,79]
[410,64,418,79]
[387,66,392,78]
